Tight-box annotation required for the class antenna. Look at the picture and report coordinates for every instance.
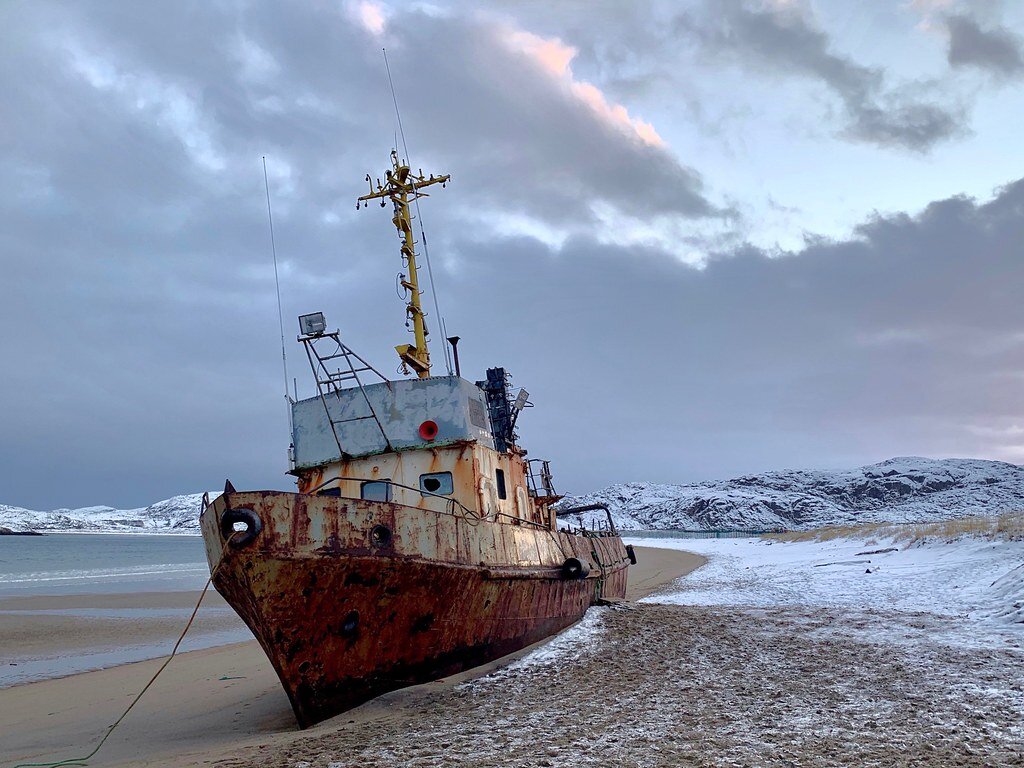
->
[381,47,453,376]
[262,157,295,456]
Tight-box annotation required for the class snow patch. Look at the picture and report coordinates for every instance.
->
[629,531,1024,643]
[459,608,608,692]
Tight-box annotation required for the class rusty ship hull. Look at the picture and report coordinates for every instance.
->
[200,489,629,727]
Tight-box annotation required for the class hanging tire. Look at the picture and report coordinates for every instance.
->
[626,544,638,565]
[220,508,262,547]
[561,557,591,580]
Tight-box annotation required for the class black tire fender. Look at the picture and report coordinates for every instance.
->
[626,544,638,565]
[220,508,262,547]
[561,557,591,580]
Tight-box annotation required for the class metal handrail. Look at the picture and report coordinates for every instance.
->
[555,502,618,534]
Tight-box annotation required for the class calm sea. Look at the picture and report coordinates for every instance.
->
[0,534,252,686]
[0,534,210,597]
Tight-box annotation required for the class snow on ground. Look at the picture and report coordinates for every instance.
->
[626,533,1024,644]
[481,606,608,677]
[234,526,1024,767]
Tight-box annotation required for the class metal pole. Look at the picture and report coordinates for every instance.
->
[447,336,461,378]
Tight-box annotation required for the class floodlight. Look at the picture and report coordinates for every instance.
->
[512,389,530,415]
[298,312,327,337]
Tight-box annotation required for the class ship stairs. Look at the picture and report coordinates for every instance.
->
[527,458,562,505]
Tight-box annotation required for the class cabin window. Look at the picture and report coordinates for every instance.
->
[419,472,454,496]
[495,469,507,500]
[360,480,392,502]
[317,487,341,497]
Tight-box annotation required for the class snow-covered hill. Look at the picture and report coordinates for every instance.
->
[559,457,1024,531]
[4,457,1023,534]
[0,494,210,534]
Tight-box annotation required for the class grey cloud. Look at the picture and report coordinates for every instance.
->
[0,1,719,508]
[429,1,976,154]
[844,100,965,152]
[515,0,967,152]
[696,1,965,152]
[0,2,1020,511]
[12,158,1020,508]
[382,11,719,223]
[13,3,719,229]
[946,14,1024,75]
[465,1,977,152]
[443,178,1024,489]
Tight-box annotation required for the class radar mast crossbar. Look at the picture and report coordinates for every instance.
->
[356,150,450,379]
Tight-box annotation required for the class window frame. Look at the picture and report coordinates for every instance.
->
[419,471,455,497]
[360,479,393,502]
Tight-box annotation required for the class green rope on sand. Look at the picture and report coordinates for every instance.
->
[12,533,237,768]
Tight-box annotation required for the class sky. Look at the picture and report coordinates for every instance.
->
[1,0,1023,509]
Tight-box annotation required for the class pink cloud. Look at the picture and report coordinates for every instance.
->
[505,29,665,148]
[351,0,386,37]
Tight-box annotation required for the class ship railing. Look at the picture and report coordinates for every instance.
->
[554,502,619,536]
[305,476,550,531]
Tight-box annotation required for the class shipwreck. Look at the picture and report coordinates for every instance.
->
[200,151,632,727]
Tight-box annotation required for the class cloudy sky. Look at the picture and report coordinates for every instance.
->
[2,0,1023,509]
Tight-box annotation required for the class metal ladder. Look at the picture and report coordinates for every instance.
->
[299,330,394,459]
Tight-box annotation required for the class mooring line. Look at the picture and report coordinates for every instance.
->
[12,533,239,768]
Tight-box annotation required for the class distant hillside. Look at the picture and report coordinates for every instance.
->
[0,494,209,534]
[3,457,1022,534]
[558,457,1024,531]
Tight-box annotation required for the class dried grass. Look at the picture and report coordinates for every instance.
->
[765,511,1024,545]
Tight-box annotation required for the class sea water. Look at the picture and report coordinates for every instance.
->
[0,534,252,686]
[0,533,210,597]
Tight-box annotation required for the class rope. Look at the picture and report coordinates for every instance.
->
[262,156,292,438]
[12,533,239,768]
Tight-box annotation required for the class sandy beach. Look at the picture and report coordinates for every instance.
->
[0,546,703,767]
[6,536,1020,768]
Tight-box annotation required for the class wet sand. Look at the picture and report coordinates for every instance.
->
[0,591,250,687]
[0,546,704,767]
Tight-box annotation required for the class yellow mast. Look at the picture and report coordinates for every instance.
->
[357,150,450,378]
